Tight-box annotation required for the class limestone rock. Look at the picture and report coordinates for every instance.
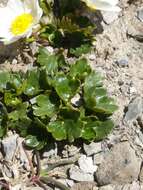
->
[84,142,102,156]
[69,165,94,182]
[95,142,141,185]
[124,97,143,122]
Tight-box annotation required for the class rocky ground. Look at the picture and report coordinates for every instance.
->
[0,0,143,189]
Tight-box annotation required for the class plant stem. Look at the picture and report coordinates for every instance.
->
[22,142,35,176]
[35,150,41,176]
[40,176,70,190]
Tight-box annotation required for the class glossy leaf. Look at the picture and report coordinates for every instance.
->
[82,119,114,140]
[47,119,82,142]
[4,92,21,107]
[70,44,91,57]
[0,103,8,138]
[32,94,57,118]
[70,58,91,79]
[8,102,29,121]
[0,71,10,92]
[24,69,40,96]
[37,47,59,76]
[25,135,45,150]
[53,73,80,102]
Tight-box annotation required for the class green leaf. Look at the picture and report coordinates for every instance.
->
[4,92,22,107]
[24,69,40,96]
[47,121,67,141]
[32,94,57,118]
[0,71,10,92]
[53,73,80,102]
[47,119,82,142]
[93,120,114,140]
[70,44,91,57]
[66,120,82,142]
[0,103,8,138]
[70,58,91,79]
[84,72,118,114]
[81,119,114,141]
[84,71,103,91]
[94,96,118,115]
[8,102,29,121]
[9,74,26,95]
[25,135,45,150]
[37,47,59,76]
[81,121,96,141]
[8,117,32,137]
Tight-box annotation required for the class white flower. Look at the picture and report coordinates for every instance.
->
[0,0,43,44]
[81,0,121,12]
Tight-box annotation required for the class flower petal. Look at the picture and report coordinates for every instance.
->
[81,0,121,11]
[24,0,43,23]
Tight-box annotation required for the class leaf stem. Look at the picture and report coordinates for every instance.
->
[40,176,70,190]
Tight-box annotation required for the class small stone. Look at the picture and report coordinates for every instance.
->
[101,11,119,24]
[115,59,129,67]
[129,181,140,190]
[65,179,74,187]
[69,165,94,182]
[129,86,137,95]
[89,54,96,61]
[45,46,54,53]
[78,155,97,174]
[1,134,18,161]
[62,145,80,158]
[124,97,143,122]
[93,153,104,165]
[42,142,57,158]
[95,142,141,185]
[118,80,124,86]
[29,42,38,55]
[137,8,143,22]
[99,184,114,190]
[71,182,97,190]
[11,59,18,64]
[84,142,102,156]
[71,94,82,107]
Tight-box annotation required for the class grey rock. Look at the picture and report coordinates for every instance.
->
[1,134,18,161]
[124,97,143,122]
[69,165,94,182]
[84,142,102,156]
[78,155,97,174]
[95,142,141,185]
[116,59,129,67]
[137,8,143,22]
[101,11,119,24]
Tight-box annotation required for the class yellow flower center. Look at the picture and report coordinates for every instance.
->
[10,13,33,35]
